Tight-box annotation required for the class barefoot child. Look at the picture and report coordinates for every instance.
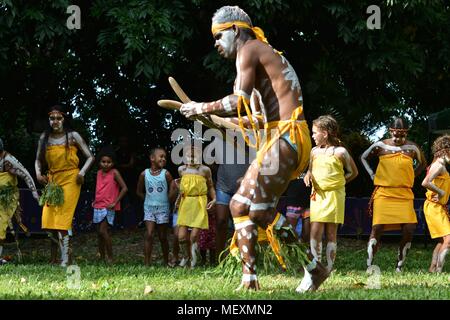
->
[177,146,216,268]
[361,117,426,272]
[421,135,450,273]
[136,148,176,266]
[92,148,128,263]
[304,115,358,272]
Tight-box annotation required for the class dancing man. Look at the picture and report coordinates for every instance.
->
[361,117,426,272]
[180,5,329,291]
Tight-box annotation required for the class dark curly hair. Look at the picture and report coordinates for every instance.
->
[431,135,450,161]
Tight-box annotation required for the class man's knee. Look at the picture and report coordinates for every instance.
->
[230,199,249,218]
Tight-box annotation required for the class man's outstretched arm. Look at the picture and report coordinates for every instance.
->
[180,45,257,118]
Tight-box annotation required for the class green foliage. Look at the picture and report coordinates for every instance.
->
[39,182,64,207]
[0,232,448,299]
[0,183,18,211]
[0,0,449,195]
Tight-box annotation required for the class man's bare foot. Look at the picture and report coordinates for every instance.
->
[296,261,329,293]
[309,261,330,290]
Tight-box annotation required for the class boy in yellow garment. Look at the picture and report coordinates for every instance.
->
[421,135,450,273]
[0,138,39,264]
[177,146,216,268]
[304,116,358,273]
[361,117,426,272]
[35,105,94,267]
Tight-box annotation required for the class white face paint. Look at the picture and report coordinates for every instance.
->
[49,112,64,133]
[214,29,236,58]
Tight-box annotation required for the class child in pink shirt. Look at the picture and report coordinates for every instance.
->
[93,148,128,263]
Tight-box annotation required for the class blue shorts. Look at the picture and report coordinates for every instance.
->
[281,131,298,152]
[216,189,233,206]
[93,208,115,226]
[144,205,170,224]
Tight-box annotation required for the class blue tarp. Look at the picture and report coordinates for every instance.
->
[17,189,430,236]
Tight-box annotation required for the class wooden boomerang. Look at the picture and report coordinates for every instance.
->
[157,99,182,110]
[167,77,250,152]
[168,77,247,131]
[167,77,223,130]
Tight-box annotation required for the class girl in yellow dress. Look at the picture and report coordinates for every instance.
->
[421,135,450,273]
[176,146,216,268]
[304,115,358,272]
[361,117,426,272]
[35,105,94,267]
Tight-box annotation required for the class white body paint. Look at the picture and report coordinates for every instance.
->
[396,242,411,272]
[367,238,377,267]
[361,141,421,180]
[310,239,322,262]
[326,242,337,272]
[437,248,448,272]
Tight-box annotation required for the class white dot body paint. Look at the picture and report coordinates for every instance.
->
[253,229,258,236]
[264,177,270,184]
[250,179,255,185]
[242,245,248,253]
[241,229,247,236]
[247,232,252,240]
[249,189,255,195]
[237,233,242,240]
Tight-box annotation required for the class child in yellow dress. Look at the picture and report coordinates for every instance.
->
[304,115,358,272]
[421,135,450,273]
[177,146,216,268]
[361,117,426,272]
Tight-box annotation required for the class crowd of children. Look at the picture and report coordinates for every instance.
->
[0,108,449,277]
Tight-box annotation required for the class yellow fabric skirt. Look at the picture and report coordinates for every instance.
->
[373,197,417,230]
[177,174,209,230]
[423,201,450,239]
[42,168,81,231]
[310,187,345,224]
[177,195,208,229]
[0,173,19,240]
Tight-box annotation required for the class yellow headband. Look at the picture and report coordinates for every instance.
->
[211,21,274,50]
[48,111,65,117]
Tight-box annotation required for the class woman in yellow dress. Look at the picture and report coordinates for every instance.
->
[361,117,426,272]
[176,146,216,268]
[304,115,358,272]
[0,138,39,264]
[421,135,450,273]
[35,105,94,267]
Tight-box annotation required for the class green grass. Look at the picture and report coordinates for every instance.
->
[0,230,448,300]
